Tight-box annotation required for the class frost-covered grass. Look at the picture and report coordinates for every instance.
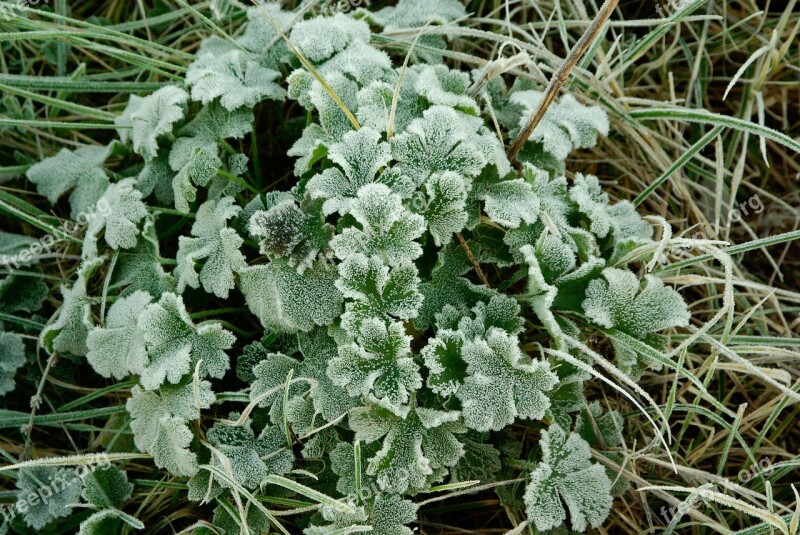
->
[0,1,799,534]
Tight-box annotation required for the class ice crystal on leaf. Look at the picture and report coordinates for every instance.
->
[331,184,425,265]
[25,143,115,219]
[289,13,370,62]
[127,380,215,477]
[328,319,422,415]
[15,466,82,530]
[423,171,470,245]
[186,40,284,110]
[176,197,246,298]
[335,254,422,335]
[41,258,103,357]
[509,91,609,162]
[306,127,392,215]
[115,85,189,161]
[248,197,333,273]
[83,178,148,259]
[137,292,234,390]
[523,424,613,532]
[86,290,152,380]
[350,404,465,494]
[239,259,343,333]
[0,328,25,396]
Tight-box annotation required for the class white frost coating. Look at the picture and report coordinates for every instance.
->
[523,424,613,532]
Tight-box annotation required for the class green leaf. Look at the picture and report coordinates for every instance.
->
[306,127,392,216]
[349,404,464,494]
[331,184,425,266]
[0,328,25,396]
[15,466,82,530]
[41,257,103,357]
[186,40,285,110]
[86,290,152,380]
[176,197,246,298]
[523,424,613,532]
[248,197,333,274]
[423,171,469,246]
[335,254,421,336]
[83,179,148,259]
[126,380,215,477]
[115,85,189,161]
[457,328,557,431]
[81,465,133,508]
[328,319,422,415]
[239,259,343,333]
[25,143,114,219]
[137,292,235,389]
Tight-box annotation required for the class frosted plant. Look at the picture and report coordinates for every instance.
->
[185,39,284,111]
[508,91,609,163]
[523,424,613,532]
[15,466,82,529]
[11,4,697,534]
[330,184,425,265]
[350,404,465,494]
[328,318,422,415]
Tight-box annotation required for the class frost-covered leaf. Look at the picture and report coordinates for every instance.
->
[204,417,293,489]
[86,290,152,380]
[83,178,148,259]
[509,91,609,162]
[137,292,235,389]
[78,509,132,535]
[110,218,176,298]
[370,493,418,535]
[336,254,421,335]
[523,424,613,532]
[169,103,253,213]
[26,143,115,219]
[239,259,343,333]
[421,329,465,397]
[331,184,425,265]
[319,39,393,86]
[457,328,557,431]
[306,127,392,215]
[371,0,466,30]
[582,268,690,338]
[415,64,479,115]
[136,148,174,203]
[350,404,464,494]
[186,40,285,110]
[249,197,333,273]
[126,380,215,477]
[176,197,246,298]
[115,86,189,161]
[41,257,103,357]
[328,319,422,415]
[423,171,469,246]
[391,106,486,184]
[0,328,25,396]
[479,177,540,228]
[356,71,426,134]
[289,13,370,62]
[81,465,133,508]
[15,466,82,530]
[450,437,502,484]
[298,329,355,422]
